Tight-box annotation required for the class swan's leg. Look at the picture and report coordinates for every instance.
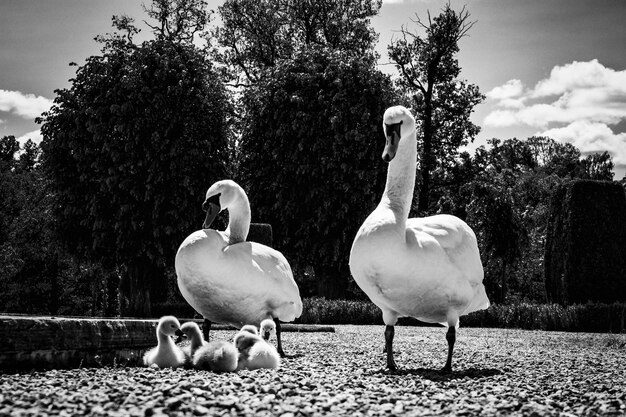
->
[442,326,456,373]
[202,318,212,342]
[273,317,285,357]
[385,325,397,372]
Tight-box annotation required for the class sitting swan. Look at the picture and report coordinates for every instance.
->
[193,340,239,372]
[175,179,303,357]
[234,331,280,370]
[349,106,490,372]
[241,324,259,336]
[143,316,186,369]
[180,321,208,367]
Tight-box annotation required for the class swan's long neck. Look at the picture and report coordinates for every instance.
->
[380,129,417,229]
[157,328,175,349]
[225,191,251,244]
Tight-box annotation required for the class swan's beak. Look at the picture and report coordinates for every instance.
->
[202,194,221,229]
[382,121,402,163]
[174,329,185,343]
[262,331,270,341]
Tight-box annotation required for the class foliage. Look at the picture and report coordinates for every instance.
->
[0,138,119,316]
[214,0,382,84]
[37,4,230,317]
[388,4,484,214]
[545,180,626,304]
[437,136,617,304]
[298,298,626,333]
[216,0,396,298]
[237,47,397,298]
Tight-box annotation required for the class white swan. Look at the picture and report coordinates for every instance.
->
[193,340,239,372]
[260,318,276,342]
[180,321,208,367]
[175,179,303,357]
[143,316,186,369]
[234,331,280,370]
[349,106,490,372]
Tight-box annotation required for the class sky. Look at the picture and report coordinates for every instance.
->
[1,0,625,178]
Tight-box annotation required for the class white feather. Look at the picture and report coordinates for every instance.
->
[143,316,186,369]
[175,180,303,328]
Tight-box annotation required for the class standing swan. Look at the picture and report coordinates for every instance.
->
[349,106,490,372]
[175,180,303,357]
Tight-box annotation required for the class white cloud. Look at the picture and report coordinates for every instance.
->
[484,60,626,129]
[16,129,43,147]
[539,121,626,166]
[532,59,626,98]
[486,79,524,100]
[0,89,53,119]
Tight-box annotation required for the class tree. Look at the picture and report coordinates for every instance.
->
[579,151,614,180]
[38,1,230,316]
[215,0,395,298]
[0,135,19,172]
[440,136,618,304]
[214,0,382,84]
[388,3,484,214]
[238,47,396,298]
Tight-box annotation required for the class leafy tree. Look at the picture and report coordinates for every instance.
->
[0,135,19,172]
[217,0,396,298]
[38,1,230,316]
[238,47,396,298]
[388,3,484,214]
[579,151,614,180]
[214,0,382,84]
[440,136,618,303]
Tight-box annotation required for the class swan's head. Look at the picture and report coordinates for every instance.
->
[180,322,203,342]
[381,106,416,163]
[260,319,276,342]
[157,315,183,338]
[234,331,261,353]
[202,179,245,229]
[240,324,259,335]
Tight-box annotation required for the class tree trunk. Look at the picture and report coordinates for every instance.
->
[417,88,434,214]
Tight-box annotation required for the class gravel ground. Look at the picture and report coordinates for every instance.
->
[1,325,625,416]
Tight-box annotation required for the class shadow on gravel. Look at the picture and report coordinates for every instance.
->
[370,367,503,381]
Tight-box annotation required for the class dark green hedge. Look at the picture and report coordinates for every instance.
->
[545,180,626,304]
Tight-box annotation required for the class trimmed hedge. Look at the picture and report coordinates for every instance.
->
[150,298,625,333]
[545,180,626,304]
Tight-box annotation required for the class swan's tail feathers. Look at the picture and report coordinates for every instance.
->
[274,299,303,323]
[463,283,490,316]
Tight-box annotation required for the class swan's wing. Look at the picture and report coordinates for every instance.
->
[406,214,484,284]
[247,243,303,320]
[176,229,302,324]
